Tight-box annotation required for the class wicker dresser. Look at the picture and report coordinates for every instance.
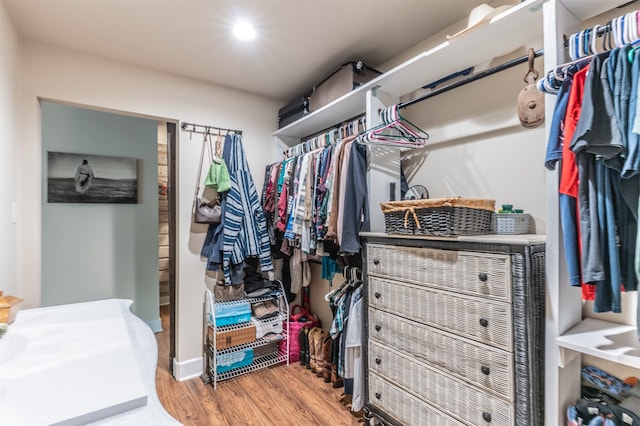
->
[361,233,545,426]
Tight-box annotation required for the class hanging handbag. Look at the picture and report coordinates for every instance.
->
[193,133,222,224]
[194,198,221,224]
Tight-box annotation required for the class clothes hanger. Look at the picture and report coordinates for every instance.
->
[358,104,428,147]
[212,129,223,164]
[324,287,338,301]
[350,268,363,288]
[591,24,602,56]
[625,11,636,45]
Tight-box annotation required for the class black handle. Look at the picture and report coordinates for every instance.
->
[478,272,488,282]
[479,318,489,327]
[375,392,381,399]
[375,325,381,331]
[483,412,492,422]
[375,358,382,365]
[481,366,490,375]
[373,258,380,265]
[375,292,381,299]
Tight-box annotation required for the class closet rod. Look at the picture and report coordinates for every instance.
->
[180,121,243,136]
[399,49,544,110]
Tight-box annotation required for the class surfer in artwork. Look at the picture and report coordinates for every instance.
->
[74,159,95,194]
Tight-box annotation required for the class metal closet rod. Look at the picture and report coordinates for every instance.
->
[399,49,544,110]
[180,121,243,135]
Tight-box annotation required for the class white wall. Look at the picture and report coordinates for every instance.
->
[400,62,547,229]
[0,0,18,297]
[17,39,279,378]
[371,1,546,227]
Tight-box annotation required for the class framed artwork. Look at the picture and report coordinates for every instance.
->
[47,152,139,204]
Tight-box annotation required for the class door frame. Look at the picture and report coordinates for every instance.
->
[166,122,177,372]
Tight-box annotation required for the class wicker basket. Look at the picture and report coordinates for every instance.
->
[0,292,23,324]
[380,197,495,236]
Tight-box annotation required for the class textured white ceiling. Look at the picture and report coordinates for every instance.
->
[4,0,491,101]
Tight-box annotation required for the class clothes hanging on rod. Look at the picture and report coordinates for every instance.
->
[262,122,367,273]
[328,266,363,412]
[541,11,640,319]
[180,121,243,136]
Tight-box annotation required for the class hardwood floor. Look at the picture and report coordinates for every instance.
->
[155,305,363,425]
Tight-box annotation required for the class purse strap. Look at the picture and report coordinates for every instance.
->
[195,132,214,199]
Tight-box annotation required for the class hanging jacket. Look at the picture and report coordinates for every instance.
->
[203,133,273,283]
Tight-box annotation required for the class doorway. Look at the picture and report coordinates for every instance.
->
[41,101,178,370]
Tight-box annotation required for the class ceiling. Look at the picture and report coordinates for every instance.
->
[4,0,491,102]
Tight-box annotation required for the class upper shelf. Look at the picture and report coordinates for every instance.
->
[561,0,633,21]
[556,318,640,369]
[273,0,545,141]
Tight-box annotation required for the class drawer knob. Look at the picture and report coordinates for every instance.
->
[375,325,382,331]
[478,272,488,282]
[481,366,490,375]
[375,358,382,365]
[375,392,381,400]
[483,412,492,422]
[374,292,381,299]
[479,318,489,327]
[373,258,380,265]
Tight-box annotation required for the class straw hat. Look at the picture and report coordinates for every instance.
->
[447,3,513,39]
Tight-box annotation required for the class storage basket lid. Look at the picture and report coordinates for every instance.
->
[214,302,251,317]
[380,197,495,213]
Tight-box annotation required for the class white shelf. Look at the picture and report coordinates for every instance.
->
[560,0,632,21]
[203,285,290,389]
[273,0,544,141]
[556,318,640,369]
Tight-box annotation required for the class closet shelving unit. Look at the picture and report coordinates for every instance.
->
[544,0,640,424]
[272,0,637,423]
[273,0,546,232]
[202,284,290,389]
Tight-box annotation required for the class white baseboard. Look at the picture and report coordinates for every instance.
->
[173,357,203,381]
[146,318,162,333]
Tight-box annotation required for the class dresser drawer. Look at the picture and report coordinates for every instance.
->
[369,341,513,426]
[369,373,464,426]
[369,277,513,351]
[367,244,511,302]
[369,308,513,400]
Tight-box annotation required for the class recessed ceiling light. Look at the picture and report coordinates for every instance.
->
[233,21,256,41]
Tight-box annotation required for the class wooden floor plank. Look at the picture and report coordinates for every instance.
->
[155,306,363,425]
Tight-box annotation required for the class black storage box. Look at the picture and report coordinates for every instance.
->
[278,96,310,129]
[309,61,382,112]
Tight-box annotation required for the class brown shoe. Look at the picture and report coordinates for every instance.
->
[314,330,329,376]
[320,335,332,380]
[332,363,343,388]
[307,327,320,371]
